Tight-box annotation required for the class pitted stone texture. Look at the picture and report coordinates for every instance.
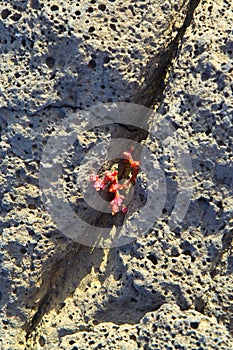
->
[32,307,226,350]
[0,0,187,113]
[0,107,77,349]
[24,227,233,349]
[58,304,233,350]
[1,1,233,350]
[157,0,233,339]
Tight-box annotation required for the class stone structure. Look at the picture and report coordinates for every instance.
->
[0,0,232,349]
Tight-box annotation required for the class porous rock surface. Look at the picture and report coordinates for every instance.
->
[0,0,187,113]
[0,0,233,349]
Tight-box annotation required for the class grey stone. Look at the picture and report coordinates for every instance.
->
[0,0,233,349]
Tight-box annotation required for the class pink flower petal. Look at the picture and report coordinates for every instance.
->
[122,207,128,214]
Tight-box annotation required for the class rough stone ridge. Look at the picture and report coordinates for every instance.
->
[0,0,187,113]
[0,0,233,349]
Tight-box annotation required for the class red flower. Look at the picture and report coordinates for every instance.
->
[122,151,133,162]
[104,170,118,182]
[90,174,106,191]
[110,192,124,215]
[90,147,140,214]
[109,183,121,192]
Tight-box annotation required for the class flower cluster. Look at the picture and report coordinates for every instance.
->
[90,148,140,215]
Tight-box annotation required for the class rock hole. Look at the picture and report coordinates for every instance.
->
[1,9,11,19]
[51,5,59,11]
